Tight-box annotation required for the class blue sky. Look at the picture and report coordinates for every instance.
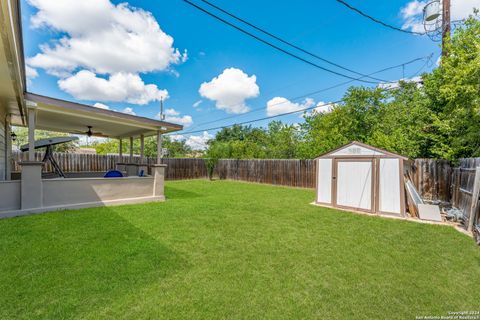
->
[21,0,477,148]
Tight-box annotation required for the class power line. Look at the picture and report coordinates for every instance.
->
[184,55,432,132]
[183,0,379,84]
[198,0,387,82]
[336,0,426,36]
[172,65,427,137]
[173,99,344,136]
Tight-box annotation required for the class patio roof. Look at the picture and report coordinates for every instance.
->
[25,92,183,139]
[0,0,27,125]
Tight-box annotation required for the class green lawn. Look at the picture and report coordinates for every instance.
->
[0,180,479,319]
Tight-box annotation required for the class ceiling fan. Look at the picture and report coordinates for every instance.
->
[72,126,109,146]
[73,126,108,138]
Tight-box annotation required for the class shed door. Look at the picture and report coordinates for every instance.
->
[379,158,401,214]
[334,160,373,211]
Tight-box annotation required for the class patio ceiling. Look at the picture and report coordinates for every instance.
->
[0,0,26,125]
[25,93,183,139]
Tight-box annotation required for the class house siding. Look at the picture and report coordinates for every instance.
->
[0,110,5,181]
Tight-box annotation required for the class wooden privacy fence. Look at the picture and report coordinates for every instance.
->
[451,158,480,230]
[11,152,480,225]
[9,152,480,238]
[414,158,480,231]
[215,159,316,188]
[412,159,452,202]
[12,152,208,181]
[11,152,315,187]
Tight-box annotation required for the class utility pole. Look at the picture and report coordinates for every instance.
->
[442,0,451,58]
[160,97,165,121]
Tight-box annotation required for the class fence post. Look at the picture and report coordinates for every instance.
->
[468,167,480,232]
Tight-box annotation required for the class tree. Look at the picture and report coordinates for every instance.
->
[92,136,192,158]
[367,82,435,158]
[421,15,480,160]
[298,83,436,159]
[12,127,78,153]
[205,142,230,179]
[205,122,301,159]
[265,121,300,159]
[297,87,386,158]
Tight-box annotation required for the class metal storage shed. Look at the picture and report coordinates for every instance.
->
[315,141,408,217]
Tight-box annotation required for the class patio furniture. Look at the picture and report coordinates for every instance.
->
[104,170,124,178]
[20,136,79,178]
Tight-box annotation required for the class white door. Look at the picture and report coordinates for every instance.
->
[379,158,401,214]
[317,159,332,204]
[335,160,373,211]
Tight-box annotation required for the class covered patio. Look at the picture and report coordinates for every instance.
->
[0,1,183,217]
[24,92,182,174]
[0,93,183,218]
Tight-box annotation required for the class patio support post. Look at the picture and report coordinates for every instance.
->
[152,164,167,200]
[124,136,138,176]
[119,139,123,157]
[5,113,11,180]
[152,130,166,198]
[140,134,144,162]
[19,101,43,210]
[129,136,133,162]
[27,103,37,161]
[116,138,126,173]
[156,130,162,164]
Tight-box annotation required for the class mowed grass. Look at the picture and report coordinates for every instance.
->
[0,180,479,319]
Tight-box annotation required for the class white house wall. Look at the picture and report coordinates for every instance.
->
[317,158,332,204]
[0,108,5,181]
[379,158,401,214]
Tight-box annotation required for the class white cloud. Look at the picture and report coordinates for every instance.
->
[27,0,185,75]
[192,100,202,108]
[121,107,136,115]
[58,70,168,105]
[26,0,183,106]
[170,131,212,150]
[92,102,137,116]
[165,115,193,127]
[157,108,193,127]
[401,0,480,32]
[401,1,428,33]
[164,108,179,116]
[185,131,212,150]
[93,102,110,110]
[199,68,260,114]
[25,65,38,79]
[450,0,480,20]
[266,97,315,116]
[402,0,426,18]
[311,101,335,114]
[378,76,423,90]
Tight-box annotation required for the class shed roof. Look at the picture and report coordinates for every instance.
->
[315,141,408,160]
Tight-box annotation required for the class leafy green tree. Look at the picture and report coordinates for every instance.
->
[422,15,480,160]
[298,83,437,159]
[367,82,436,158]
[266,121,300,158]
[92,136,192,158]
[12,127,78,153]
[205,142,230,179]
